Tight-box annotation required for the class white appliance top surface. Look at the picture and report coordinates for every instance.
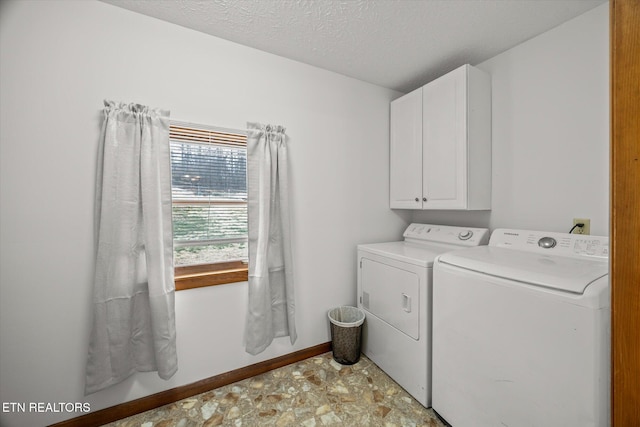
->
[358,223,490,267]
[438,229,610,294]
[358,241,448,267]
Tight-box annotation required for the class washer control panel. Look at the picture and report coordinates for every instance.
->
[403,223,489,246]
[490,229,609,259]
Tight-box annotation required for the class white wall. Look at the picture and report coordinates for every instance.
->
[413,3,609,236]
[0,1,409,425]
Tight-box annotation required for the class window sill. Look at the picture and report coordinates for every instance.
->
[174,261,248,291]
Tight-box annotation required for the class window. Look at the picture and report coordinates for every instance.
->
[169,122,248,290]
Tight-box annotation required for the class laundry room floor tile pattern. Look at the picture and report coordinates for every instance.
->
[104,352,445,427]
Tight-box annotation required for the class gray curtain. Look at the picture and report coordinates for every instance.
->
[85,100,178,394]
[245,122,296,355]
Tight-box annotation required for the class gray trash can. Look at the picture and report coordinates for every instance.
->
[328,306,366,365]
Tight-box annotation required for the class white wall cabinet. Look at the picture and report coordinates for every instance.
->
[390,64,491,210]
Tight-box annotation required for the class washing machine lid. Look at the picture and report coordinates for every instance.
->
[358,241,454,267]
[437,246,608,294]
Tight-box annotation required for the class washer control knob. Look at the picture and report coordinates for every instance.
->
[458,230,473,240]
[538,237,557,249]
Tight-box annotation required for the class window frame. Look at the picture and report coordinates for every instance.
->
[169,121,249,291]
[174,260,248,291]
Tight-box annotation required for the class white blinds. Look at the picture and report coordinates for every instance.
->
[169,122,248,266]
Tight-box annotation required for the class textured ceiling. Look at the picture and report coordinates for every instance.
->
[101,0,606,93]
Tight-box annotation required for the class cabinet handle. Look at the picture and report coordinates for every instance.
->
[415,198,419,202]
[423,197,427,202]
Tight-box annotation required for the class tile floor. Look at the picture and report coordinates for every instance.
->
[104,352,446,427]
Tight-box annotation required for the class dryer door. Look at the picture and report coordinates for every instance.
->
[360,257,420,339]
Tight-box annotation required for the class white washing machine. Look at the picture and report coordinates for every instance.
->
[432,229,610,427]
[357,223,489,407]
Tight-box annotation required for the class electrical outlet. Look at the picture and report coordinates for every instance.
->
[572,218,591,235]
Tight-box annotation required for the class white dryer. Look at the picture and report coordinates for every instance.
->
[357,223,489,407]
[432,229,610,427]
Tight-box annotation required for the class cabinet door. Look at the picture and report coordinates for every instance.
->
[422,66,468,209]
[390,88,423,209]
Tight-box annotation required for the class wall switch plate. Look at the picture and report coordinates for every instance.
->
[573,218,591,235]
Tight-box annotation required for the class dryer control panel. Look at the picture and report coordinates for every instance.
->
[403,223,490,246]
[489,229,609,259]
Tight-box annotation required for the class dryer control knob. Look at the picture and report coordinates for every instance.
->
[458,230,473,240]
